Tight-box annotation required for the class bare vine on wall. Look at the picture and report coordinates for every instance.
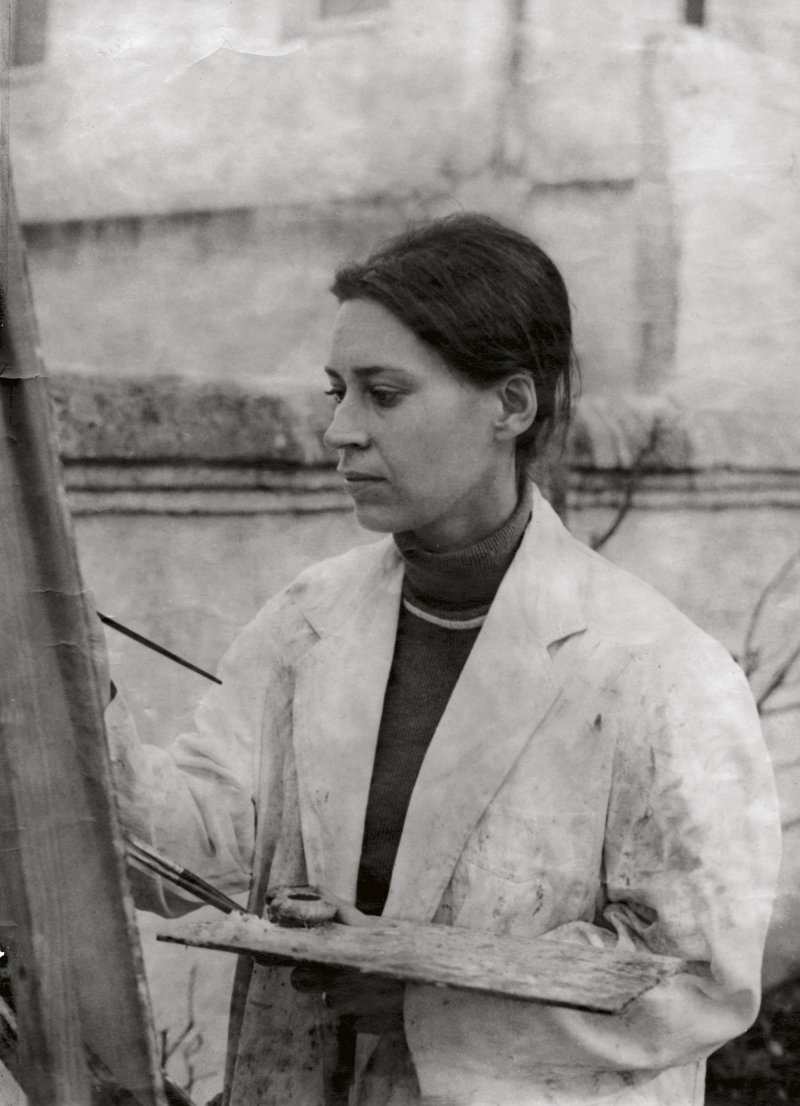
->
[159,963,214,1097]
[579,423,800,722]
[741,547,800,719]
[706,554,800,1103]
[589,425,660,553]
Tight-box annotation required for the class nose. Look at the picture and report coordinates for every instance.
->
[323,396,371,452]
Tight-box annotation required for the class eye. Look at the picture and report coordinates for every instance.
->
[324,388,344,405]
[369,388,400,409]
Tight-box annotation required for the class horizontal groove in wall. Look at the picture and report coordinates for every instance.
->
[64,463,800,516]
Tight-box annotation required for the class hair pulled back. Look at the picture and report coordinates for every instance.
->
[331,213,577,463]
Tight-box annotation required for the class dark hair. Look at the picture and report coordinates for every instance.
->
[331,212,578,463]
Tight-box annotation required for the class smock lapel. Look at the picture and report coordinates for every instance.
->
[384,491,587,922]
[292,540,403,902]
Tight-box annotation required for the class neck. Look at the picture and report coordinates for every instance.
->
[395,477,533,608]
[409,467,519,553]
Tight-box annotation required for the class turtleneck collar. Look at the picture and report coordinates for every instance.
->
[394,478,533,608]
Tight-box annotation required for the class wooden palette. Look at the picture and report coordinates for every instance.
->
[159,913,682,1016]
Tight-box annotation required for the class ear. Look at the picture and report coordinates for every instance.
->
[493,374,537,443]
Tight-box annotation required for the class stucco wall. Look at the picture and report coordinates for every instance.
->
[13,13,800,446]
[709,0,800,69]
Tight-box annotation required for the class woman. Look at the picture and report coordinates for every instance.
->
[108,214,780,1105]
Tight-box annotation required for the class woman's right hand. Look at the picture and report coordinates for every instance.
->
[85,594,115,707]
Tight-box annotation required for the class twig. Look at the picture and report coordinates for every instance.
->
[590,425,659,552]
[742,548,800,677]
[761,703,800,717]
[1,995,197,1105]
[0,1005,19,1084]
[163,1019,197,1065]
[757,635,800,713]
[160,965,208,1099]
[183,1029,205,1097]
[163,966,199,1064]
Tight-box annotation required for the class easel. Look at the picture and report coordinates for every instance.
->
[0,141,166,1104]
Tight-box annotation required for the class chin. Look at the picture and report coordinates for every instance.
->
[352,502,414,535]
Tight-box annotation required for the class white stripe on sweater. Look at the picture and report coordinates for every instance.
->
[402,598,488,631]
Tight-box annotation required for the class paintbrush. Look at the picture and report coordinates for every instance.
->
[125,834,244,915]
[99,613,222,685]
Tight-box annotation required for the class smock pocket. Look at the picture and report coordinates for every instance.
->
[451,806,601,935]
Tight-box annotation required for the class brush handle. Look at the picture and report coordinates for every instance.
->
[126,835,242,915]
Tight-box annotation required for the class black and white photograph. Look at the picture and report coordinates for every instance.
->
[1,3,799,1104]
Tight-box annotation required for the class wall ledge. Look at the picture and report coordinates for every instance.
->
[51,373,333,466]
[48,374,800,514]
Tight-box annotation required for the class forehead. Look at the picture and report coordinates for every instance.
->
[327,298,448,377]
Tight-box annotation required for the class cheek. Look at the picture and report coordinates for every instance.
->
[416,423,491,484]
[400,404,489,468]
[392,435,470,490]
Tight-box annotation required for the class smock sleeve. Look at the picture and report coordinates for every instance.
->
[105,592,302,915]
[402,635,781,1103]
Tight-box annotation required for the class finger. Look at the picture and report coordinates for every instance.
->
[85,595,113,705]
[336,902,381,928]
[317,888,382,928]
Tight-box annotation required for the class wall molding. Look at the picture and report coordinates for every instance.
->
[63,461,800,516]
[50,374,800,516]
[64,463,347,516]
[569,469,800,513]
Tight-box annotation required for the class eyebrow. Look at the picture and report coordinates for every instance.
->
[324,364,412,378]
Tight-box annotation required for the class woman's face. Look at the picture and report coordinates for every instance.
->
[323,298,517,550]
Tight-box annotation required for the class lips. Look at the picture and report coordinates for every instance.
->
[340,472,386,499]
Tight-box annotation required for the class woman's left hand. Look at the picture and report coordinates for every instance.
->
[291,965,405,1034]
[289,892,405,1034]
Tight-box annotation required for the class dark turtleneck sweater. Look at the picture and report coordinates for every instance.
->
[355,480,534,916]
